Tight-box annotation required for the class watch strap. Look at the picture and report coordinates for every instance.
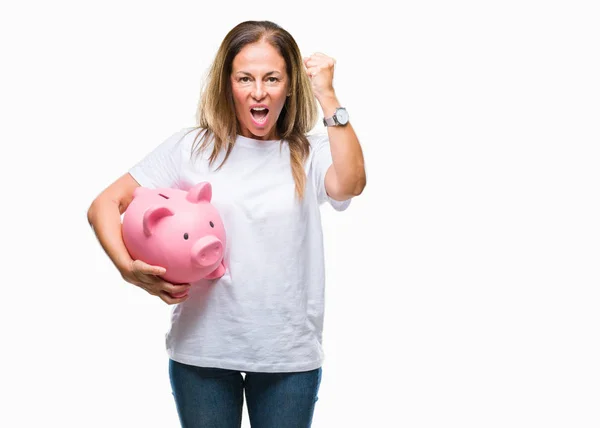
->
[323,115,337,127]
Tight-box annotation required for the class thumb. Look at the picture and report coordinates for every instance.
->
[146,264,166,275]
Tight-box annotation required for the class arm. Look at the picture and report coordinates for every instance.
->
[87,173,190,304]
[304,53,367,201]
[320,93,366,201]
[87,173,142,273]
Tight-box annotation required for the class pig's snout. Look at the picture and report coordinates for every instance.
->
[191,236,223,268]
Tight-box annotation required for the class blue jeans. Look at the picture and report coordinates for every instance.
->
[169,359,322,428]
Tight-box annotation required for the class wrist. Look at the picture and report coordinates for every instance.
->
[316,91,340,116]
[116,256,134,276]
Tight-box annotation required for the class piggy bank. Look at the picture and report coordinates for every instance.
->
[122,182,227,286]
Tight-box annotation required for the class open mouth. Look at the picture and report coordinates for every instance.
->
[250,107,269,125]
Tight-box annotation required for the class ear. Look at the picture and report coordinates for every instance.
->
[143,206,174,237]
[186,182,212,203]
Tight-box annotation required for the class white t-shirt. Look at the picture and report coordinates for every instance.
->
[128,127,351,372]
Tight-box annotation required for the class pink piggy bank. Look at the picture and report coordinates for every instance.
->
[122,182,227,285]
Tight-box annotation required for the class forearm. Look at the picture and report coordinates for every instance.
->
[87,197,133,273]
[318,91,366,195]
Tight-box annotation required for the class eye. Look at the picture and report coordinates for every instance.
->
[183,233,189,240]
[267,77,278,83]
[209,221,214,228]
[239,76,250,83]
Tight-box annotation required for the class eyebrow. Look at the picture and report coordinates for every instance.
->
[235,71,282,76]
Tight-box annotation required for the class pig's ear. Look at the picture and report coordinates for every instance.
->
[186,182,212,203]
[143,206,174,237]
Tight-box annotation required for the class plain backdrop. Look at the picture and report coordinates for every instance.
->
[1,1,599,427]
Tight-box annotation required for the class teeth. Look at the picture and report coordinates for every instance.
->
[252,107,266,111]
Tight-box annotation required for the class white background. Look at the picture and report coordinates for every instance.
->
[1,0,599,427]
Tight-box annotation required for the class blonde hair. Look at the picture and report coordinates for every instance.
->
[188,20,318,200]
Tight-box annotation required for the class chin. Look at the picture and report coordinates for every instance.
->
[244,124,277,140]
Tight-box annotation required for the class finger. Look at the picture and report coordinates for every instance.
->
[161,281,192,295]
[303,55,318,64]
[305,66,319,78]
[170,289,189,299]
[304,58,320,68]
[159,290,189,305]
[310,54,335,66]
[134,260,167,276]
[147,265,167,276]
[136,284,157,296]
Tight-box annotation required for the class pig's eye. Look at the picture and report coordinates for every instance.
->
[183,233,189,240]
[209,221,214,228]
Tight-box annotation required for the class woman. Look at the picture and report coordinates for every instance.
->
[87,20,366,428]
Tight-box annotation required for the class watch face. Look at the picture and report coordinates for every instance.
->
[336,108,349,125]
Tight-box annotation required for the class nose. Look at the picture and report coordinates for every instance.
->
[191,236,223,268]
[251,81,266,101]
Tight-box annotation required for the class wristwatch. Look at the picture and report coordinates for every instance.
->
[323,107,349,127]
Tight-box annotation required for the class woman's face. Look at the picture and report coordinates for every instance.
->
[230,40,290,140]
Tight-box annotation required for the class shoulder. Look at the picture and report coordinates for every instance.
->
[158,127,211,156]
[174,126,205,148]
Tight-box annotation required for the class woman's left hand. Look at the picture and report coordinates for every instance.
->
[303,52,336,100]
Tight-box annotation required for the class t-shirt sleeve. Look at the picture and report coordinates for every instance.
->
[310,133,352,211]
[128,128,191,189]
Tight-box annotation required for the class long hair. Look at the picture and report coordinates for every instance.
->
[189,20,318,200]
